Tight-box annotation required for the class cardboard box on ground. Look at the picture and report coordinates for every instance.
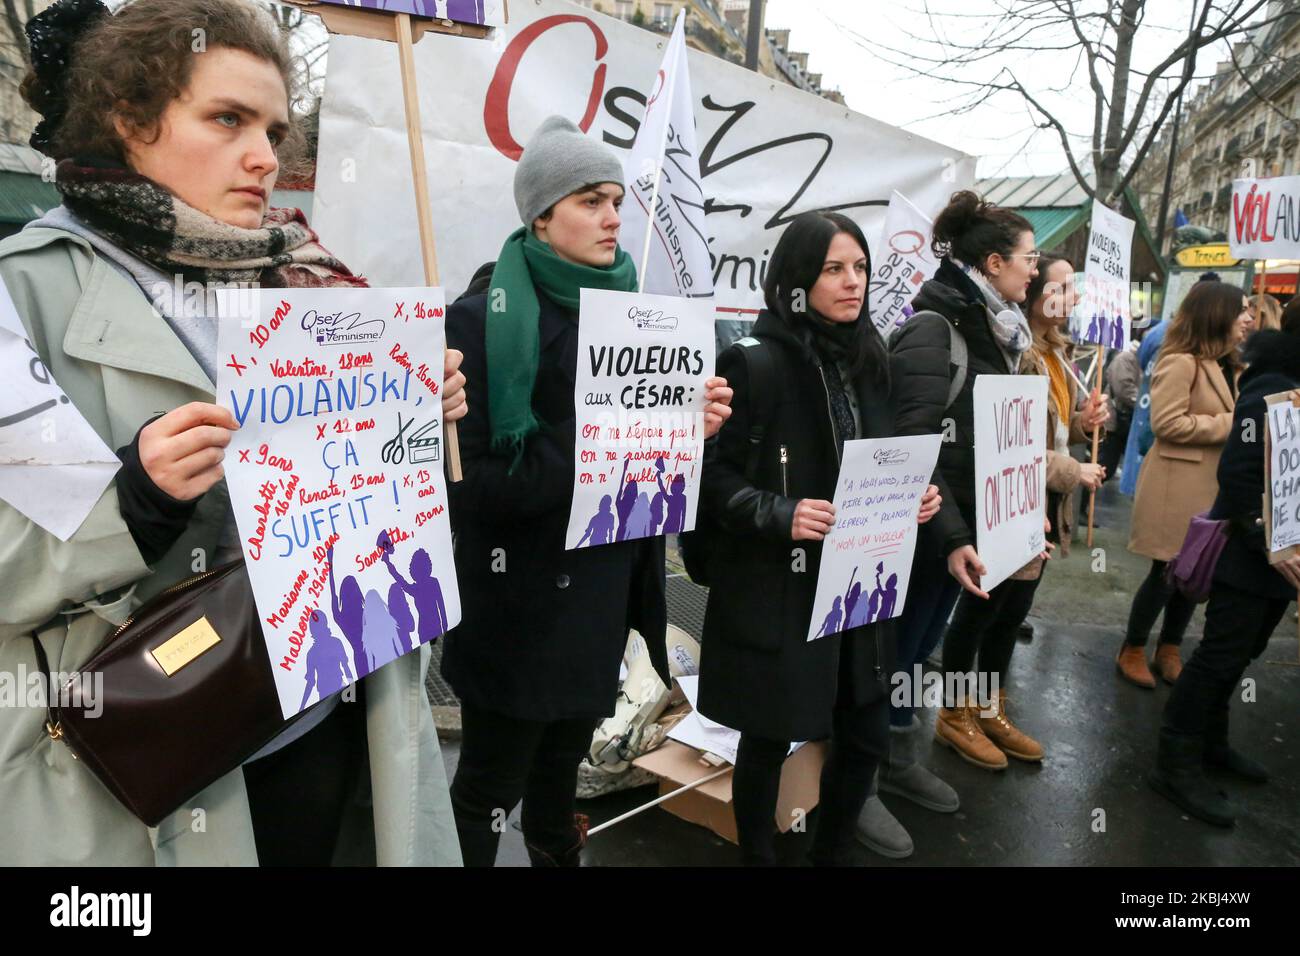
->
[632,703,825,845]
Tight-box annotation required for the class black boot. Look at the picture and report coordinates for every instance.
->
[524,813,588,867]
[1148,731,1235,828]
[1204,713,1270,783]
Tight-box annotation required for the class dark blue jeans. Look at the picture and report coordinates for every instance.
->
[890,541,961,727]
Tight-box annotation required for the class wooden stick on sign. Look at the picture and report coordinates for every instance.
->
[394,12,462,482]
[1086,343,1104,549]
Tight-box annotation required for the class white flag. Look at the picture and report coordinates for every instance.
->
[620,11,713,299]
[868,190,938,337]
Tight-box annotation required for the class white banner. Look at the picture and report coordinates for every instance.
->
[868,190,939,336]
[313,0,975,311]
[1072,202,1135,351]
[0,276,120,541]
[620,11,712,299]
[1230,175,1300,260]
[216,286,460,718]
[807,434,942,641]
[973,375,1048,592]
[566,288,713,550]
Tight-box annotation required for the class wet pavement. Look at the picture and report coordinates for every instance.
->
[435,483,1300,866]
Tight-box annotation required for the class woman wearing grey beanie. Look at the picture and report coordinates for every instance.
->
[441,115,733,866]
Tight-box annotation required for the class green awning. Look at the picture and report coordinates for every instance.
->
[0,171,59,225]
[1017,205,1089,252]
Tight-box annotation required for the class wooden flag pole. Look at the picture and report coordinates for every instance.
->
[1086,342,1105,548]
[394,12,462,482]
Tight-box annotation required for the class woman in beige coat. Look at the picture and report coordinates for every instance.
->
[0,0,466,865]
[1118,282,1252,688]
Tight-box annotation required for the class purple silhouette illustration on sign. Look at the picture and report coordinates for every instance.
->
[577,494,616,548]
[327,544,370,678]
[657,463,689,535]
[362,588,405,673]
[388,580,415,655]
[814,595,844,638]
[379,530,450,644]
[614,458,638,542]
[340,0,489,25]
[299,609,354,710]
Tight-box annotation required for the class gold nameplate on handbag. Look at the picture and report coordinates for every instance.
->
[150,616,222,676]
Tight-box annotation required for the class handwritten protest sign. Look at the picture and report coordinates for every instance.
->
[311,0,504,27]
[566,288,714,550]
[1231,175,1300,261]
[974,375,1048,591]
[868,191,938,337]
[1073,202,1135,351]
[807,435,942,642]
[1265,392,1300,556]
[0,275,120,541]
[216,286,460,718]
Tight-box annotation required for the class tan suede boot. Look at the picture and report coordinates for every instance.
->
[935,705,1008,770]
[1151,643,1183,685]
[977,690,1044,762]
[1116,644,1156,688]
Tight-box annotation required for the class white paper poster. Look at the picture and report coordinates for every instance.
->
[620,11,713,300]
[313,0,975,309]
[973,375,1048,591]
[1267,397,1300,553]
[0,275,120,541]
[807,434,942,642]
[868,190,939,337]
[1073,202,1135,351]
[566,288,714,550]
[216,286,460,718]
[1230,175,1300,260]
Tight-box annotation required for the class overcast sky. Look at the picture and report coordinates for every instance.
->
[763,0,1267,179]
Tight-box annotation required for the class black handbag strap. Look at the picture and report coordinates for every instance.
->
[27,633,61,737]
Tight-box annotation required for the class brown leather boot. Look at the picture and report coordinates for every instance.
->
[935,705,1007,770]
[977,690,1044,762]
[1151,643,1183,685]
[1116,644,1156,688]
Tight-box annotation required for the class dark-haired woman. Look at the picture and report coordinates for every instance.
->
[889,189,1051,773]
[0,0,466,865]
[1118,283,1251,688]
[697,210,941,866]
[1149,304,1300,827]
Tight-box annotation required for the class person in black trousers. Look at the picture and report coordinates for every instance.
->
[442,116,732,866]
[1150,316,1300,827]
[697,211,940,866]
[889,190,1059,772]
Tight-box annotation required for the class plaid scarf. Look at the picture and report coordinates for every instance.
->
[54,158,367,289]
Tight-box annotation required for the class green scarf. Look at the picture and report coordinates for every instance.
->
[485,226,638,459]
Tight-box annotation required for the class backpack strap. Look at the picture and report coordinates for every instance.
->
[733,336,779,482]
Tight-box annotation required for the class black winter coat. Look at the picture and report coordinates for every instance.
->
[696,310,896,742]
[1210,329,1300,601]
[442,286,670,721]
[889,257,1020,556]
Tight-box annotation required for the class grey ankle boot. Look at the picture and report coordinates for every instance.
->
[854,769,914,859]
[880,715,961,813]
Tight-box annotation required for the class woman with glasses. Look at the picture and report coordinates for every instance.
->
[888,190,1051,783]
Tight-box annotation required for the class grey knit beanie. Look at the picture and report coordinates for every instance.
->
[513,114,626,226]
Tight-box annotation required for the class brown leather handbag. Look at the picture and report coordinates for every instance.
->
[33,560,301,827]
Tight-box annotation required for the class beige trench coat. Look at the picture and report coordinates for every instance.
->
[1128,351,1235,562]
